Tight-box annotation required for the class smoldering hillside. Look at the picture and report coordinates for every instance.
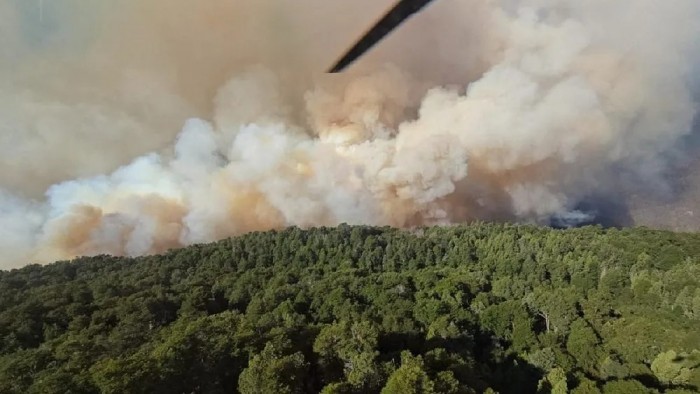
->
[1,0,699,268]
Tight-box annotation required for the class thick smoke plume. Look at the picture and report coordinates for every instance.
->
[1,0,699,268]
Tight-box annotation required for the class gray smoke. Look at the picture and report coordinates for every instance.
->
[1,0,699,268]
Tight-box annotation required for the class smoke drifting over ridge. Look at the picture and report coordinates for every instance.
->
[1,0,699,268]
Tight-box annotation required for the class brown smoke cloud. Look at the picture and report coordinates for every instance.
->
[1,0,699,268]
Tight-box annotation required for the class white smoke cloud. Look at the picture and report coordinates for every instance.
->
[1,0,699,268]
[0,190,45,265]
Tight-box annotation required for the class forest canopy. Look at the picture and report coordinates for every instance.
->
[1,223,699,393]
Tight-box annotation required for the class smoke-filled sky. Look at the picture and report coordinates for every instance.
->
[1,0,699,269]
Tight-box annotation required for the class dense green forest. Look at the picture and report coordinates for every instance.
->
[1,223,700,393]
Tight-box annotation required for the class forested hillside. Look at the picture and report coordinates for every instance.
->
[1,223,700,393]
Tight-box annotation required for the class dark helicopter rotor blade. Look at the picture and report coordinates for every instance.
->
[328,0,437,73]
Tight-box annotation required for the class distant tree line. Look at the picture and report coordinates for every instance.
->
[0,223,699,393]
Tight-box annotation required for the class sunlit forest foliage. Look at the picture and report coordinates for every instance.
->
[1,223,700,393]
